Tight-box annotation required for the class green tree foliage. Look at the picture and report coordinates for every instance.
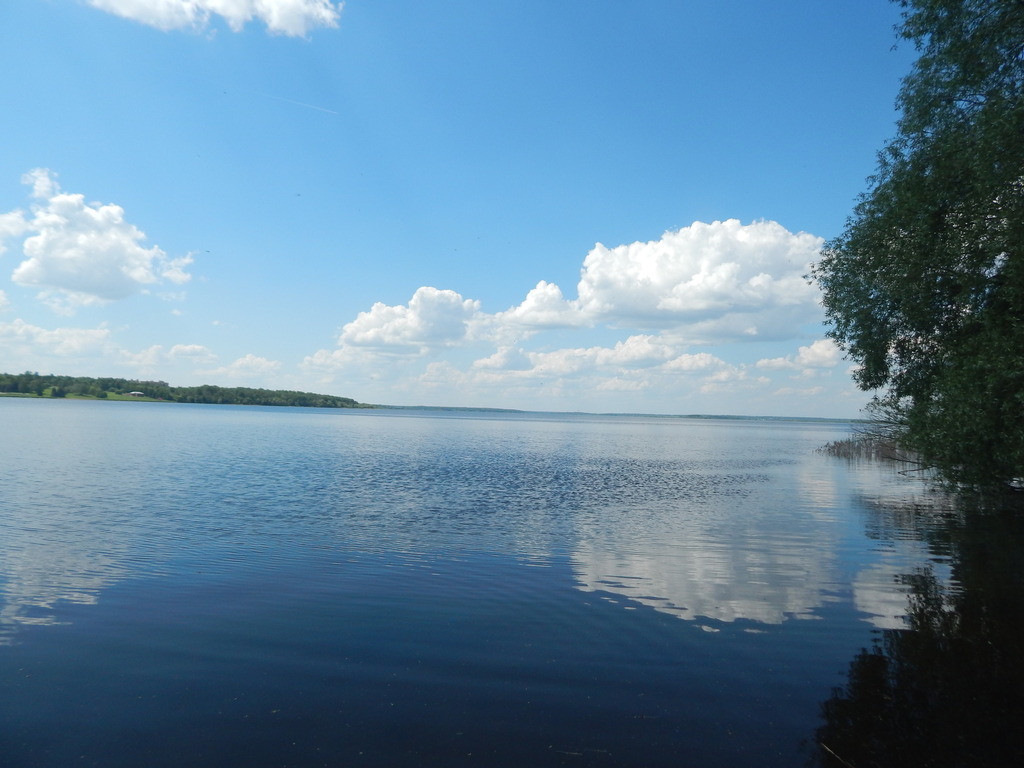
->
[171,384,361,408]
[812,0,1024,486]
[0,372,365,409]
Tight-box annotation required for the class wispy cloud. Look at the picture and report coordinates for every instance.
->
[199,353,283,380]
[87,0,343,37]
[252,91,339,115]
[0,318,114,357]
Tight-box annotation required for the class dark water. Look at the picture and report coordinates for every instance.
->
[0,399,969,766]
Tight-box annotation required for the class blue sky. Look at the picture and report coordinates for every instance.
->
[0,0,915,417]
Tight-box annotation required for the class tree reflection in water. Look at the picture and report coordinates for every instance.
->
[813,495,1024,767]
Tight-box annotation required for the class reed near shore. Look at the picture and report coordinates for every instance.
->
[817,436,913,463]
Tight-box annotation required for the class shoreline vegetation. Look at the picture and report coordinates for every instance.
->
[818,436,915,463]
[1,371,861,422]
[818,433,1024,494]
[0,372,370,409]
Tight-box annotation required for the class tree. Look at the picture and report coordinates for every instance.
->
[812,0,1024,487]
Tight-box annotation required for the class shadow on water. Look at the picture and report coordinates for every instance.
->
[811,491,1024,767]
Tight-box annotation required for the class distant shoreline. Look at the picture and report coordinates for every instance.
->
[377,404,858,423]
[0,372,369,409]
[2,372,859,422]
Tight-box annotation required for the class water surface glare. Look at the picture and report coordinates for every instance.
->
[0,399,954,766]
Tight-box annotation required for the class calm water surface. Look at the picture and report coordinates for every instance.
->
[0,399,958,767]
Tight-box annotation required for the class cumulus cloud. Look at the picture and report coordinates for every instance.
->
[586,219,820,319]
[698,366,759,393]
[340,286,483,352]
[499,219,822,335]
[314,219,822,367]
[301,220,856,414]
[794,338,841,368]
[521,336,681,377]
[0,211,29,255]
[497,280,581,329]
[663,351,727,372]
[87,0,342,36]
[2,169,193,313]
[472,346,532,371]
[756,338,841,371]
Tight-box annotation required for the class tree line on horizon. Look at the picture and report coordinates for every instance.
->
[0,371,365,409]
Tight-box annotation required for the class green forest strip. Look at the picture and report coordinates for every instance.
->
[0,372,369,409]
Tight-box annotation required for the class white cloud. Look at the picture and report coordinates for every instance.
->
[497,280,581,329]
[3,169,194,313]
[0,318,114,357]
[772,385,825,397]
[301,347,349,371]
[499,219,822,337]
[200,353,282,379]
[87,0,343,36]
[122,344,168,369]
[662,352,726,373]
[472,346,533,371]
[315,219,822,368]
[518,335,680,377]
[301,221,867,416]
[594,376,649,393]
[0,210,29,255]
[169,343,217,362]
[119,343,219,372]
[0,317,233,382]
[794,338,841,368]
[698,366,755,393]
[756,338,841,371]
[406,341,761,409]
[465,339,736,395]
[340,286,483,352]
[22,168,59,199]
[594,335,677,366]
[755,356,794,371]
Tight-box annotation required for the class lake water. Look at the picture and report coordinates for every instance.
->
[0,398,960,767]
